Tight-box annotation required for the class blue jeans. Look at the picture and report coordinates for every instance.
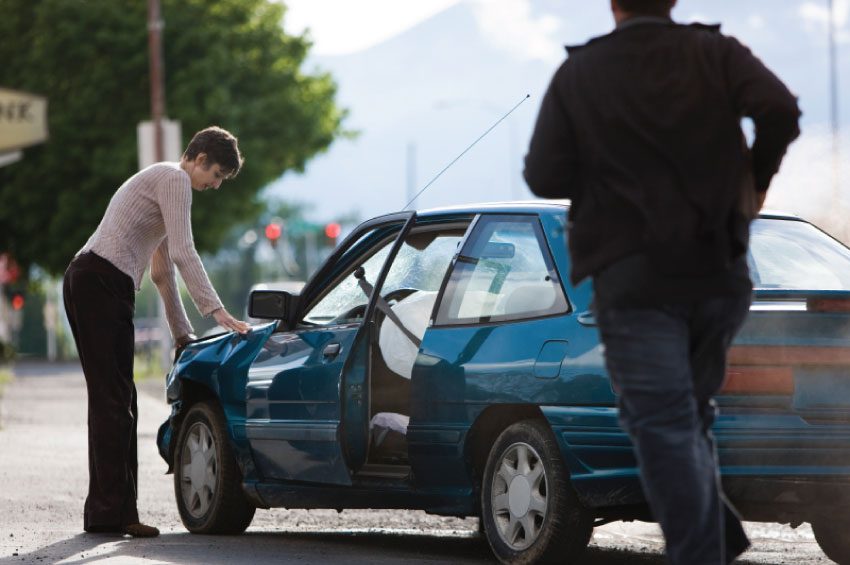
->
[594,255,752,564]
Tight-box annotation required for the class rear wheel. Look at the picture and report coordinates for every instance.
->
[173,401,255,533]
[481,419,593,564]
[813,520,850,565]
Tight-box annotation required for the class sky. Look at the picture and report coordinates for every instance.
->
[282,0,464,56]
[283,0,850,58]
[273,0,850,240]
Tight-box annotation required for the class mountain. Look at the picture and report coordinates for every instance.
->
[268,0,849,225]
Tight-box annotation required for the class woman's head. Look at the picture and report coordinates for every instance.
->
[183,126,244,178]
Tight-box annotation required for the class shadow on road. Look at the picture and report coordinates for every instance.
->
[0,529,674,565]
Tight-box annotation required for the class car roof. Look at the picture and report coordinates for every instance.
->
[414,199,570,218]
[379,200,803,222]
[758,208,803,221]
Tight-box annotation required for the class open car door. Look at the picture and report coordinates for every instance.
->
[244,214,412,485]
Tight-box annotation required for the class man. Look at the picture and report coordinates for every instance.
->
[63,126,251,537]
[524,1,800,563]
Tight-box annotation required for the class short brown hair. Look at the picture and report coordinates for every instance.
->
[183,126,244,177]
[614,0,675,16]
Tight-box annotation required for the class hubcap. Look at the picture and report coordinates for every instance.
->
[180,421,218,518]
[490,442,548,550]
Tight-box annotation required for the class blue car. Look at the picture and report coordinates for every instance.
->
[157,202,850,564]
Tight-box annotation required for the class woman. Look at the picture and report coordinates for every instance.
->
[63,126,251,537]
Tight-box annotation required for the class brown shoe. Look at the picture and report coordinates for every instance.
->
[120,523,159,537]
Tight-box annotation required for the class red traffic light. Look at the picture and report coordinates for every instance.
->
[265,222,282,241]
[325,222,341,239]
[0,253,20,284]
[12,294,24,310]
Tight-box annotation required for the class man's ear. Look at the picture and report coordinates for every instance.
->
[195,152,209,169]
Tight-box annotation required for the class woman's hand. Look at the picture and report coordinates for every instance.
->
[212,308,251,334]
[175,333,197,348]
[173,333,197,363]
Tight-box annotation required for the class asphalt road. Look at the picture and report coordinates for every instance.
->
[0,361,835,564]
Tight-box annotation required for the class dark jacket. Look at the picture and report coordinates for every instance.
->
[524,19,801,285]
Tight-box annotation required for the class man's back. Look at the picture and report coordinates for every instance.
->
[524,4,800,562]
[525,20,800,283]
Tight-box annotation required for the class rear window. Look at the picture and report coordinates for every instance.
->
[749,218,850,290]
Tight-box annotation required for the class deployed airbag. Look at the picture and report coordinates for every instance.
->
[378,291,438,378]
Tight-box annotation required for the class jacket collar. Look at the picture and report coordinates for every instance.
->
[616,15,673,30]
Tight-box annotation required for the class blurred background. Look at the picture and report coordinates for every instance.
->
[0,0,847,372]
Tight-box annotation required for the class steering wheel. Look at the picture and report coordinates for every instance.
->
[329,303,368,324]
[382,288,418,306]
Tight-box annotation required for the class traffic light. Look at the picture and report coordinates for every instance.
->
[11,294,23,310]
[325,222,341,247]
[265,222,282,248]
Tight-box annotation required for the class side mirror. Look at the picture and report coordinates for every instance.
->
[249,290,295,320]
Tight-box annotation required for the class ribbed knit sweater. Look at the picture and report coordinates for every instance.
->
[79,162,223,338]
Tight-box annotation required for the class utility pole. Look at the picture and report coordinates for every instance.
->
[148,0,165,163]
[828,0,841,208]
[147,0,170,370]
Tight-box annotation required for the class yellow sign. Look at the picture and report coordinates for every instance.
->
[0,88,48,152]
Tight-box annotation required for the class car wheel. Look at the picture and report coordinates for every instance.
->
[174,401,255,534]
[813,520,850,565]
[481,419,593,565]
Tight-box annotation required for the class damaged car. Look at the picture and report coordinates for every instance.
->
[157,202,850,564]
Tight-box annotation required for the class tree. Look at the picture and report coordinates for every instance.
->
[0,0,346,276]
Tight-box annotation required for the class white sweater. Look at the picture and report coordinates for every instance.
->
[79,162,223,338]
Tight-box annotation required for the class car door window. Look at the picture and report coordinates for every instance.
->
[435,215,569,325]
[380,229,466,298]
[374,227,467,380]
[301,237,395,325]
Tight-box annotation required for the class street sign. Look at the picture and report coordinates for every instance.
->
[0,88,49,152]
[137,119,182,169]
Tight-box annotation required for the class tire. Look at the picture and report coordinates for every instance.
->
[813,520,850,565]
[481,419,593,565]
[173,401,256,534]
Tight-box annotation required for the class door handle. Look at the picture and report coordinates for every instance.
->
[323,343,341,358]
[576,310,596,327]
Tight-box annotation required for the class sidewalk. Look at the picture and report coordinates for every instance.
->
[0,362,176,563]
[0,363,490,565]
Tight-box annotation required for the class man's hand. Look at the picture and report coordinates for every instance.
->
[212,308,251,334]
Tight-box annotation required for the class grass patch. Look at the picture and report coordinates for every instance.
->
[0,367,11,394]
[0,367,12,429]
[133,353,163,382]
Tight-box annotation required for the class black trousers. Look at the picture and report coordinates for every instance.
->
[63,251,139,529]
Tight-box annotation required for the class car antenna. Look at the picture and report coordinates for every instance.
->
[402,93,531,211]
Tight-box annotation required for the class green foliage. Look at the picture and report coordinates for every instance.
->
[15,280,46,358]
[0,0,345,275]
[133,352,160,382]
[0,368,11,426]
[0,343,14,363]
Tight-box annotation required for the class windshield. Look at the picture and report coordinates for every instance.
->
[749,218,850,290]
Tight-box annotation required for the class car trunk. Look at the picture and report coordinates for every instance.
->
[719,289,850,421]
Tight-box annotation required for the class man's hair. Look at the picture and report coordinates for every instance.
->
[614,0,675,16]
[183,126,244,177]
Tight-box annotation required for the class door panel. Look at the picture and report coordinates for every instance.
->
[409,214,612,488]
[245,219,409,485]
[246,324,360,484]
